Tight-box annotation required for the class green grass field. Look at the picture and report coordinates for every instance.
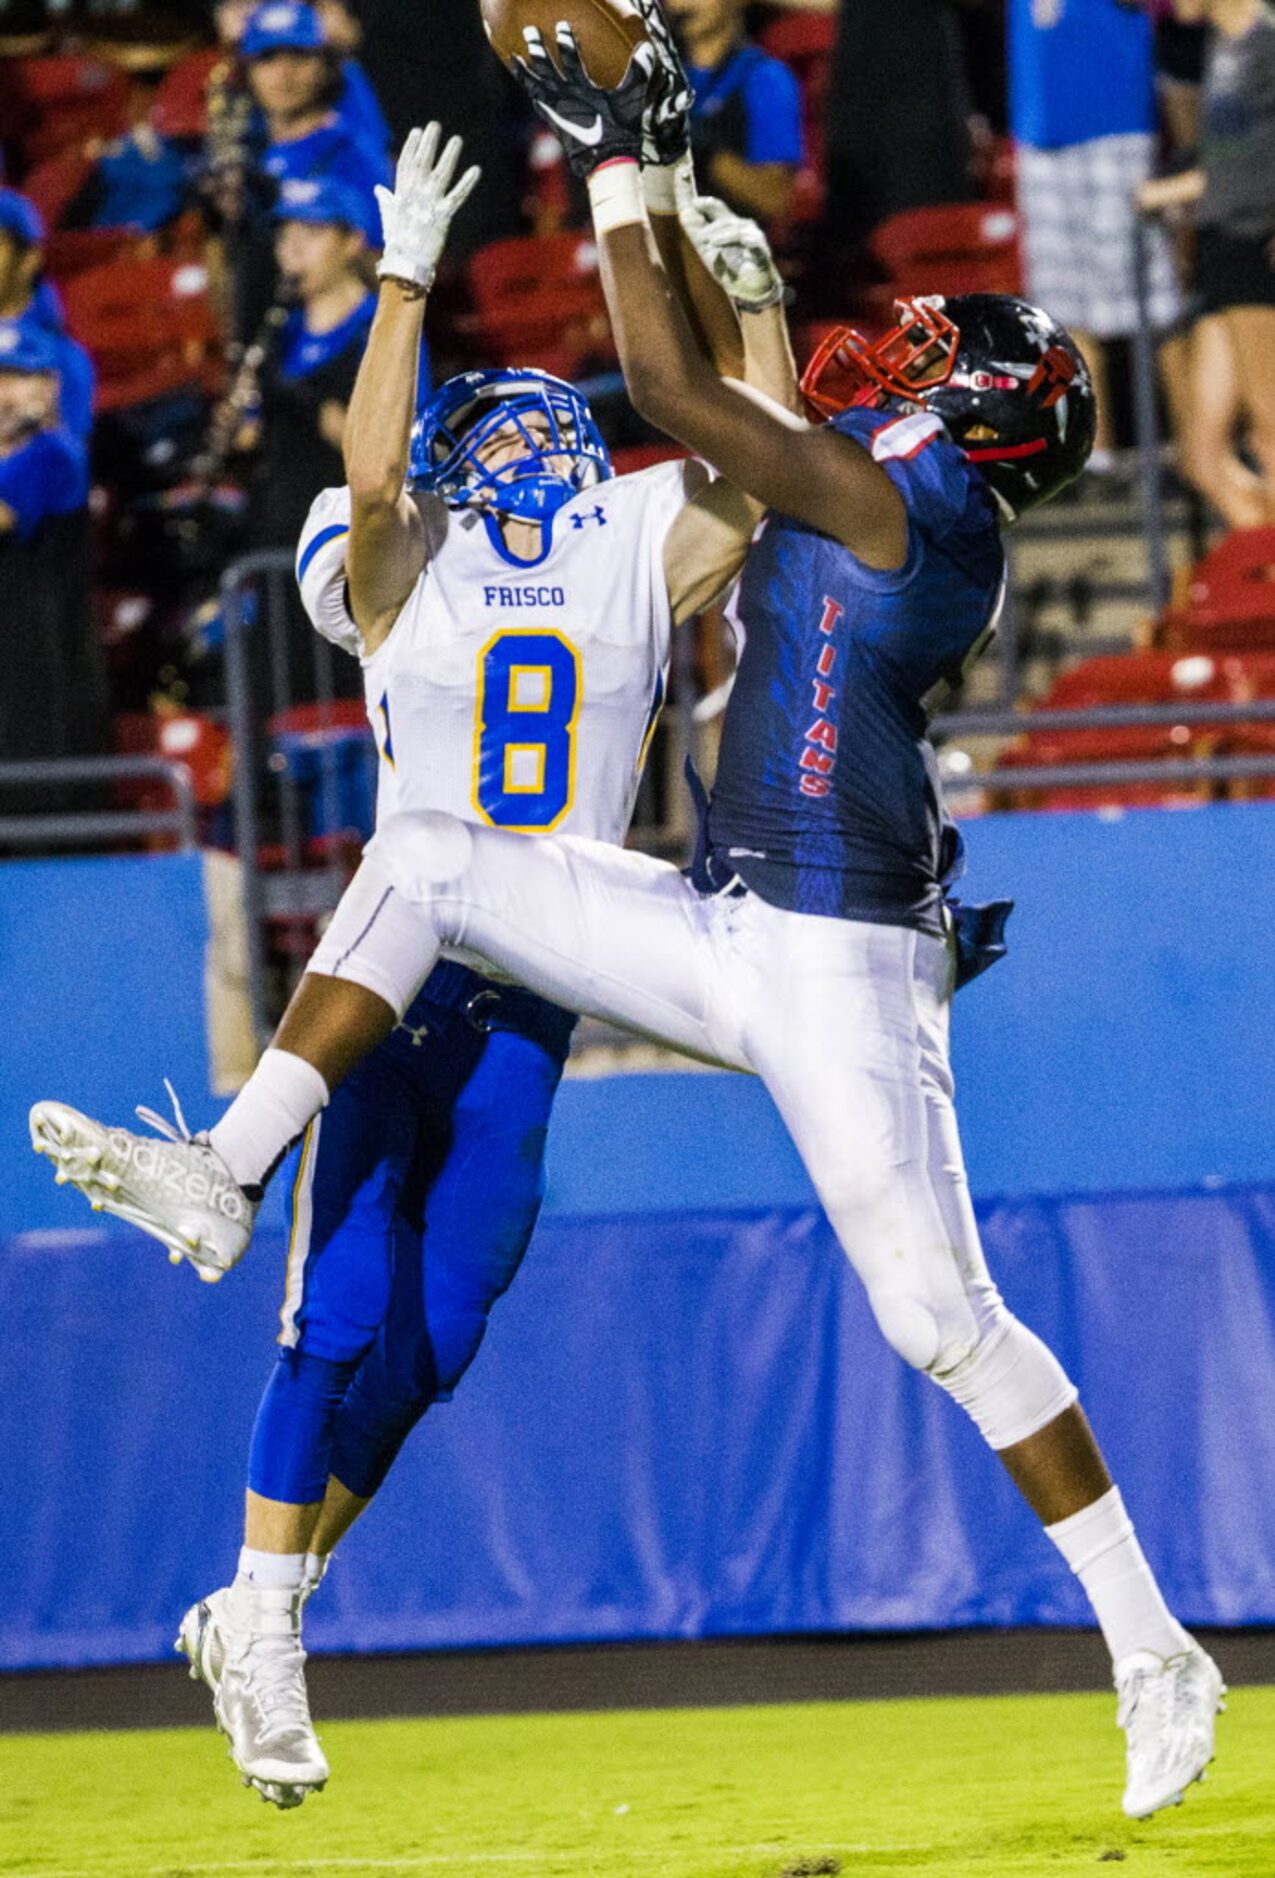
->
[3,1685,1273,1878]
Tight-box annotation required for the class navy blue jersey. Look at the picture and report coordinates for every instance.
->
[708,405,1005,934]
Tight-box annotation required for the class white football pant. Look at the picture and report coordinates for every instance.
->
[309,810,1077,1449]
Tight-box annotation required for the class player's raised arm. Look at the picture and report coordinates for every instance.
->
[511,28,906,571]
[344,126,480,651]
[678,195,802,416]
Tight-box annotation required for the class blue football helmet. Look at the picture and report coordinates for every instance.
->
[409,368,612,522]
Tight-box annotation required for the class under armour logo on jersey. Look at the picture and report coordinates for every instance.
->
[396,1022,430,1047]
[570,506,607,529]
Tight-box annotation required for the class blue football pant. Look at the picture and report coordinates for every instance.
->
[248,999,566,1505]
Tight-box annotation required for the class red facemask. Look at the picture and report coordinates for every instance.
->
[800,298,962,418]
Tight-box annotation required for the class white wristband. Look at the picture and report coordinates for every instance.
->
[587,159,648,237]
[644,152,696,215]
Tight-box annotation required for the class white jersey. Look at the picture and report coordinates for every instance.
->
[296,462,690,845]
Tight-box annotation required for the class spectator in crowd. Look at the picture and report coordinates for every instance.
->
[240,173,409,697]
[216,2,389,347]
[1141,0,1275,524]
[0,189,94,442]
[69,122,195,237]
[669,0,805,224]
[1008,0,1183,469]
[241,0,389,193]
[0,324,106,775]
[209,0,389,157]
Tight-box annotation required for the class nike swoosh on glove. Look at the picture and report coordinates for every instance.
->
[513,23,655,180]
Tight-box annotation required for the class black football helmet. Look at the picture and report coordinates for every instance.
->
[800,293,1096,520]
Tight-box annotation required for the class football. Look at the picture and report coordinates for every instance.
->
[480,0,649,87]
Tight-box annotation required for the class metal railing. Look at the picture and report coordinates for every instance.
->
[0,755,198,852]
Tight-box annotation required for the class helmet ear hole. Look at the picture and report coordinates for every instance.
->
[964,423,998,442]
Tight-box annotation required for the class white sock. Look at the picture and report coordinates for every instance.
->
[303,1552,329,1595]
[236,1547,306,1590]
[209,1049,329,1192]
[1046,1486,1191,1665]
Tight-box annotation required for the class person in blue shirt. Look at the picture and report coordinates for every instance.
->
[0,324,87,542]
[244,173,425,700]
[240,0,390,195]
[213,0,390,158]
[668,0,804,223]
[0,321,104,778]
[0,188,94,442]
[1008,0,1184,465]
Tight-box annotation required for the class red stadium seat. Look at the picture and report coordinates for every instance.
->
[868,203,1023,300]
[1038,650,1235,710]
[462,232,613,375]
[44,226,141,281]
[20,148,96,228]
[112,709,232,847]
[757,10,835,231]
[757,11,837,65]
[991,648,1275,810]
[148,47,222,141]
[0,54,130,169]
[1155,528,1275,651]
[611,444,690,476]
[61,255,222,411]
[995,724,1218,812]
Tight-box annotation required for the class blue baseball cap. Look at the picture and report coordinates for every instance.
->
[0,319,59,374]
[273,175,380,247]
[0,188,46,250]
[240,0,326,58]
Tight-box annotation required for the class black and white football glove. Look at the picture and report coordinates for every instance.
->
[631,0,693,166]
[513,23,655,180]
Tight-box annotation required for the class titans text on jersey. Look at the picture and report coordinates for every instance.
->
[708,404,1006,930]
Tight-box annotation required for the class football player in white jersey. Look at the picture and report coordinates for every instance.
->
[31,116,788,1807]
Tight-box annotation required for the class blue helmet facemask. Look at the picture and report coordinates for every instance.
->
[409,368,612,522]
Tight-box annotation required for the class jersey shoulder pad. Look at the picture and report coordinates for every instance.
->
[836,406,992,541]
[608,456,697,537]
[296,486,362,658]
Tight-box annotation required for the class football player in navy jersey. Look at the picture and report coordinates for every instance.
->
[30,17,1223,1823]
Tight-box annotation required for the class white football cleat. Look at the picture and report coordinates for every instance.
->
[1116,1642,1225,1818]
[29,1092,255,1282]
[177,1583,328,1808]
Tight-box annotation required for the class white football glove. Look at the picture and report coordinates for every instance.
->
[375,123,481,292]
[680,195,786,312]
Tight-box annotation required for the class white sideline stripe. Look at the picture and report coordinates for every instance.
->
[9,1844,926,1876]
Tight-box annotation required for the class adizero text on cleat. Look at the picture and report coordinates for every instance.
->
[1117,1643,1225,1819]
[30,1098,256,1281]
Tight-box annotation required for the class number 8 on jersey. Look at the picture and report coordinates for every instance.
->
[473,629,582,831]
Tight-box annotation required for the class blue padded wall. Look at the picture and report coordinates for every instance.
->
[3,804,1275,1668]
[5,1187,1275,1670]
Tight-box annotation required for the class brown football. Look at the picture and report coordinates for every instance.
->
[480,0,649,88]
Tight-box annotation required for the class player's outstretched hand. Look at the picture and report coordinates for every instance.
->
[375,123,481,293]
[512,23,654,180]
[630,0,692,167]
[680,195,787,312]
